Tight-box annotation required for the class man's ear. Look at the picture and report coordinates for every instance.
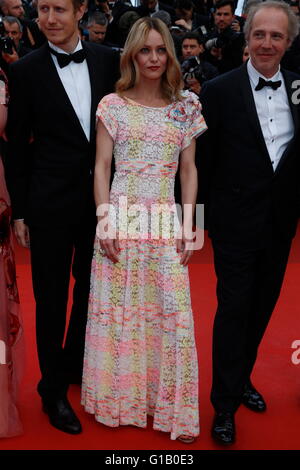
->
[76,3,86,22]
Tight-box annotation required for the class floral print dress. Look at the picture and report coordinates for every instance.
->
[81,90,207,440]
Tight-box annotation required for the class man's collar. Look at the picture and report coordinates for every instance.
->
[48,38,82,55]
[247,58,281,88]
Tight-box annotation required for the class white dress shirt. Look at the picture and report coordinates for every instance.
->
[49,39,91,141]
[247,59,294,171]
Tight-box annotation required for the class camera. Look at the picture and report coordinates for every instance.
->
[0,17,15,55]
[181,55,206,86]
[205,28,242,51]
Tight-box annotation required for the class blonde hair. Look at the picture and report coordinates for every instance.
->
[116,17,183,102]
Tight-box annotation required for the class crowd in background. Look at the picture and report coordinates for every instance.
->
[0,0,300,93]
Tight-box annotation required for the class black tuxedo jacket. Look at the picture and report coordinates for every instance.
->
[199,63,300,246]
[6,41,119,226]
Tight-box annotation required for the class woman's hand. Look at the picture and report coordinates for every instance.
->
[96,217,120,263]
[14,220,30,248]
[176,235,194,266]
[99,236,120,263]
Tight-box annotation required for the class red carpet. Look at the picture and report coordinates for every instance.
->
[0,229,300,450]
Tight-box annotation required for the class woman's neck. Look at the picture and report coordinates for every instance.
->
[126,79,168,106]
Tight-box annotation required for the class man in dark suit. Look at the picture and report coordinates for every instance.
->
[199,1,300,445]
[6,0,119,434]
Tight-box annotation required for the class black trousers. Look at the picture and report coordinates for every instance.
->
[29,219,95,401]
[211,236,292,413]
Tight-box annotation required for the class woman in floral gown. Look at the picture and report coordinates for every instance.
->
[0,69,24,438]
[81,17,207,442]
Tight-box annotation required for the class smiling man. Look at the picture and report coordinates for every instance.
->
[199,1,300,445]
[6,0,119,435]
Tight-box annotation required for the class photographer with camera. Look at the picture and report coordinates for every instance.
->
[181,31,218,95]
[0,0,45,49]
[0,16,30,71]
[204,0,244,74]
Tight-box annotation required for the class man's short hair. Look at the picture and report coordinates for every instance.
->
[3,15,23,32]
[152,10,172,27]
[244,0,299,42]
[182,32,204,45]
[87,11,108,28]
[215,0,235,14]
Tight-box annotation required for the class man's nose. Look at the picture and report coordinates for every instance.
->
[262,34,272,47]
[48,8,56,23]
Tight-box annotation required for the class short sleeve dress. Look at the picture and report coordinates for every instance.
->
[81,90,207,440]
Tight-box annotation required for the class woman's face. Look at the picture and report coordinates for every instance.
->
[135,29,168,82]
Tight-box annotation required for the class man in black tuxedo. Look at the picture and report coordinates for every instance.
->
[6,0,119,434]
[199,1,300,445]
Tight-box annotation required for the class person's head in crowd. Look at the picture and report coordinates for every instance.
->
[118,10,140,42]
[87,11,108,43]
[95,0,110,12]
[242,43,249,62]
[181,32,204,58]
[0,0,25,19]
[140,0,158,14]
[244,0,299,78]
[116,17,183,102]
[174,0,194,22]
[214,0,235,32]
[37,0,86,52]
[3,15,23,48]
[288,0,300,16]
[152,10,172,28]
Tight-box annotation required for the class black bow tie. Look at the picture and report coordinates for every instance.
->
[49,47,86,68]
[255,77,282,91]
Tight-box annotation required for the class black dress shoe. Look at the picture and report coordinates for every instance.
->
[211,412,235,445]
[42,397,82,434]
[242,382,266,412]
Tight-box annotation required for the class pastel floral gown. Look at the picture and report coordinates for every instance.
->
[81,90,207,440]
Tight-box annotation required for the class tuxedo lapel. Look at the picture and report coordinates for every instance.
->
[83,42,105,143]
[274,70,299,174]
[38,43,89,142]
[239,63,272,168]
